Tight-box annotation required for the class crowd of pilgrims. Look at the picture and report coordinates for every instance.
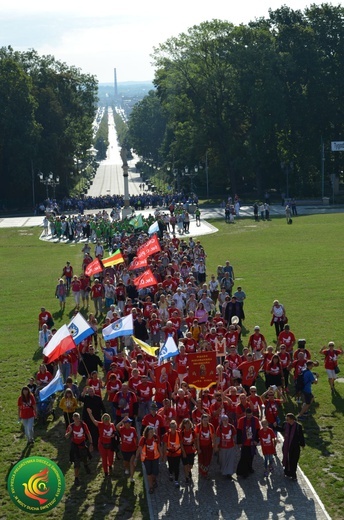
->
[22,230,327,490]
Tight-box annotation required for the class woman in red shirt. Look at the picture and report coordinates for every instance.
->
[18,386,36,444]
[87,409,117,476]
[195,414,215,479]
[136,426,161,494]
[215,415,237,478]
[116,416,138,482]
[162,420,182,487]
[180,418,197,483]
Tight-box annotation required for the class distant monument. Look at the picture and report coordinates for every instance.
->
[120,146,131,219]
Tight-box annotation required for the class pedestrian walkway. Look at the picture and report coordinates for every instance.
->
[146,434,330,520]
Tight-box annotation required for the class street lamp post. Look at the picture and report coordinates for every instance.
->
[38,172,60,199]
[184,166,198,194]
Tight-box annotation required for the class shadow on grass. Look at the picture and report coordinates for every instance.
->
[5,442,34,483]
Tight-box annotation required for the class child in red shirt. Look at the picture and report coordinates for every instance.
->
[258,419,277,476]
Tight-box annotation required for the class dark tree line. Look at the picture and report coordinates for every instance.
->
[0,47,98,209]
[127,4,344,199]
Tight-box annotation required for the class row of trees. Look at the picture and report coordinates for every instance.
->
[0,46,98,209]
[127,4,344,199]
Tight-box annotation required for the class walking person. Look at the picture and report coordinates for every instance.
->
[258,419,277,477]
[214,415,237,479]
[162,420,182,488]
[319,341,343,393]
[65,412,93,485]
[18,386,37,444]
[281,413,305,481]
[236,408,260,478]
[87,409,117,477]
[195,414,215,480]
[136,426,161,494]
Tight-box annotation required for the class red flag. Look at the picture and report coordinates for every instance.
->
[137,235,161,259]
[128,256,148,271]
[85,258,103,277]
[187,351,217,390]
[43,325,76,363]
[237,359,263,387]
[133,268,157,289]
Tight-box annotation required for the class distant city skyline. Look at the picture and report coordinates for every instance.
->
[0,1,334,83]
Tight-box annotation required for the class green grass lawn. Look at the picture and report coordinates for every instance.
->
[0,213,343,519]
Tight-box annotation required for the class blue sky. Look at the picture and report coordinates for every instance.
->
[0,1,333,83]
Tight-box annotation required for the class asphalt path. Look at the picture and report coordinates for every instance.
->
[87,107,142,198]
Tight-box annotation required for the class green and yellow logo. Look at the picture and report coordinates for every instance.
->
[8,456,65,514]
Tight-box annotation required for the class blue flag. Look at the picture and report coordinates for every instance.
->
[148,221,159,235]
[159,334,179,364]
[102,314,134,341]
[68,312,94,345]
[39,368,64,402]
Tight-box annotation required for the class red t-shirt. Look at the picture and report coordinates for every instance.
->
[139,435,160,460]
[98,422,116,444]
[216,423,236,449]
[259,427,276,455]
[119,426,138,452]
[322,349,341,370]
[195,423,214,446]
[69,421,91,444]
[180,428,197,454]
[18,394,36,419]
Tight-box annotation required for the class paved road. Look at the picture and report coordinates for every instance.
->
[147,435,330,520]
[87,107,142,197]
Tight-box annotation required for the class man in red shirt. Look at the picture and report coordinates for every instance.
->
[247,326,267,358]
[62,261,73,292]
[141,402,165,436]
[277,325,296,354]
[65,412,93,485]
[91,279,104,316]
[38,307,53,330]
[137,375,155,417]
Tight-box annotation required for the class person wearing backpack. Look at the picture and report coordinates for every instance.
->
[65,412,93,486]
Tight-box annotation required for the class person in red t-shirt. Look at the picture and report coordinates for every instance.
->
[91,279,104,316]
[87,370,104,397]
[148,313,162,347]
[18,386,36,444]
[258,419,277,476]
[320,341,343,393]
[277,325,296,353]
[137,375,155,417]
[214,415,237,478]
[116,416,138,482]
[38,307,53,330]
[262,388,285,430]
[247,326,267,358]
[278,345,292,391]
[87,410,117,475]
[106,373,122,418]
[180,418,197,483]
[136,427,161,493]
[162,420,182,487]
[65,412,93,485]
[62,261,73,291]
[36,364,53,388]
[195,414,215,479]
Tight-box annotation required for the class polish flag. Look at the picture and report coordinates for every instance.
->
[133,268,157,289]
[43,324,76,363]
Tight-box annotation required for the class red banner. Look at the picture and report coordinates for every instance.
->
[85,258,103,277]
[137,235,161,259]
[133,268,158,289]
[187,351,217,390]
[154,362,171,389]
[128,256,148,271]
